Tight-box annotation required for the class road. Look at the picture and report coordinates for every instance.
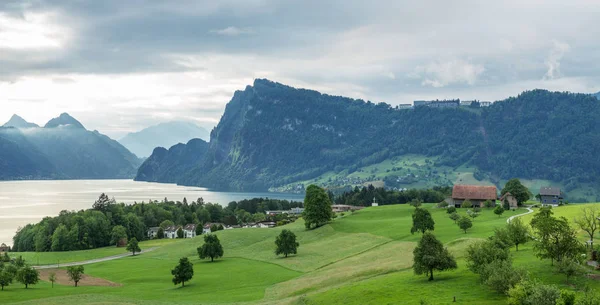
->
[506,207,534,224]
[33,247,159,270]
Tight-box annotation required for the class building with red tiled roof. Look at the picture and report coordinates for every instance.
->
[451,185,497,208]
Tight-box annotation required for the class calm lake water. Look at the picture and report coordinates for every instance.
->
[0,180,304,245]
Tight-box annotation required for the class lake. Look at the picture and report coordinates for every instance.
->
[0,180,304,245]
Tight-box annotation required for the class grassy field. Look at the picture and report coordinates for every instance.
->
[4,203,600,304]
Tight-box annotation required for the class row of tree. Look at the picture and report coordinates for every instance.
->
[12,194,303,252]
[333,185,451,206]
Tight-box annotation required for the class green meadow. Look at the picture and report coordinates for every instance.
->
[4,203,600,304]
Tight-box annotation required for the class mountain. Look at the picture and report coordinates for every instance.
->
[0,113,142,180]
[119,121,210,158]
[136,79,600,201]
[44,113,86,129]
[594,92,600,99]
[135,138,209,183]
[2,114,39,128]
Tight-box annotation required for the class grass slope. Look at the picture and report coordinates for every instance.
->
[5,204,600,304]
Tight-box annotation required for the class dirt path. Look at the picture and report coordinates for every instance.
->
[506,207,534,224]
[38,269,121,287]
[33,247,158,270]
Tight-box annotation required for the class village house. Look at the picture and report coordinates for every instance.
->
[147,227,160,239]
[203,222,225,234]
[451,185,498,208]
[242,223,258,228]
[183,224,197,238]
[0,243,9,252]
[499,192,518,209]
[331,205,364,213]
[258,221,276,228]
[164,226,181,239]
[289,207,304,215]
[540,187,563,206]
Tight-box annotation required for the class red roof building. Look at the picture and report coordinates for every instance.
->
[451,185,497,208]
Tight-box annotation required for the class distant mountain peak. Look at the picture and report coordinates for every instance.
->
[44,113,85,129]
[2,114,39,128]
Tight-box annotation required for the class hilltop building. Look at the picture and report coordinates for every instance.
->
[451,185,498,208]
[413,99,460,108]
[396,104,412,110]
[480,101,492,107]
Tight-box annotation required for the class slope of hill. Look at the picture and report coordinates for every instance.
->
[119,121,210,158]
[135,138,209,183]
[0,114,142,180]
[137,79,600,197]
[4,204,600,304]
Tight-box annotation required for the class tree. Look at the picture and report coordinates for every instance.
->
[126,237,141,256]
[501,178,531,205]
[410,198,423,208]
[466,240,511,274]
[491,227,514,250]
[503,198,510,211]
[461,200,473,209]
[16,266,39,288]
[574,206,599,249]
[2,252,9,262]
[484,200,495,208]
[302,185,333,229]
[467,209,479,220]
[159,220,174,229]
[48,271,56,288]
[92,193,114,213]
[177,227,184,238]
[458,216,473,234]
[531,211,584,265]
[481,260,525,295]
[110,225,128,247]
[217,224,224,231]
[197,234,224,262]
[210,224,218,232]
[447,206,456,214]
[507,218,529,251]
[449,212,460,224]
[195,224,203,236]
[66,266,84,287]
[0,269,13,290]
[275,229,299,258]
[51,224,69,251]
[171,257,194,287]
[411,208,435,234]
[157,227,165,239]
[412,232,457,281]
[494,205,505,218]
[557,258,585,284]
[508,280,561,305]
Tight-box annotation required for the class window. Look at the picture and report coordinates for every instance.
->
[552,200,557,203]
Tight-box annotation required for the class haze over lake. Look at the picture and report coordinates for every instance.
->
[0,180,304,245]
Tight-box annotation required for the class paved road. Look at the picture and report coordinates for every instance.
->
[33,247,159,270]
[506,207,534,224]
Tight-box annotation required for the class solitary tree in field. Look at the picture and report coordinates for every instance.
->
[275,230,299,258]
[449,212,460,224]
[0,269,13,290]
[303,185,333,229]
[458,216,473,233]
[197,234,224,262]
[16,266,39,289]
[411,208,435,234]
[507,218,529,251]
[66,266,84,287]
[48,272,56,288]
[494,205,505,218]
[501,179,531,205]
[171,257,194,287]
[126,237,141,256]
[413,232,457,281]
[574,206,599,249]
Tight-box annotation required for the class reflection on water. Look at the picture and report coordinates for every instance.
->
[0,179,303,245]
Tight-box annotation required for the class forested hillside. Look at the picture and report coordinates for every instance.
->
[0,114,142,180]
[136,80,600,197]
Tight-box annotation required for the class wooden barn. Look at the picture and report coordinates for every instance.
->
[451,185,498,208]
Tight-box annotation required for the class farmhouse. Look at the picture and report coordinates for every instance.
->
[147,227,160,239]
[331,205,364,213]
[540,187,562,206]
[183,224,197,238]
[289,207,304,215]
[499,192,518,209]
[451,185,497,208]
[0,243,9,252]
[258,221,276,228]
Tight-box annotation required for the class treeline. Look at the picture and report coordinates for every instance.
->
[12,194,302,252]
[333,185,451,206]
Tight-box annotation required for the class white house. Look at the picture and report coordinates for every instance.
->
[258,221,276,228]
[147,227,160,239]
[289,207,304,215]
[372,197,378,207]
[183,224,197,238]
[164,226,181,239]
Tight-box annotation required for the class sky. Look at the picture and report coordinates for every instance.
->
[1,0,600,139]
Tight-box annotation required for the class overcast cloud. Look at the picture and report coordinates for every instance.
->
[1,0,599,138]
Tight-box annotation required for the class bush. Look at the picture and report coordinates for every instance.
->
[461,200,473,209]
[484,200,496,208]
[437,201,449,208]
[447,206,456,214]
